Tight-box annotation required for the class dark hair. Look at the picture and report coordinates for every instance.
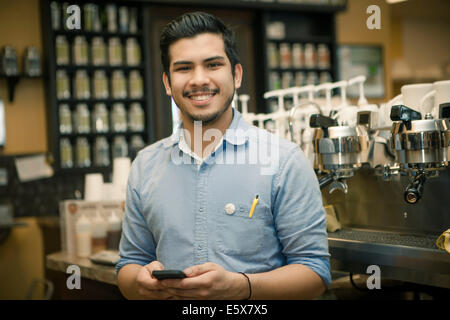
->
[160,12,240,79]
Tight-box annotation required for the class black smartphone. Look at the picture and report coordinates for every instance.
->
[152,270,187,280]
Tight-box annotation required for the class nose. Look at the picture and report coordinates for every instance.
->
[188,66,210,87]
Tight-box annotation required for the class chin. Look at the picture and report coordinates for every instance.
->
[190,111,221,124]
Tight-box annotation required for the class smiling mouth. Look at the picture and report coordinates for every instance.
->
[183,88,219,103]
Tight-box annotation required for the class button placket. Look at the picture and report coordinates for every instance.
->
[194,167,209,264]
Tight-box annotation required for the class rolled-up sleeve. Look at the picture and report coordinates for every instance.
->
[116,155,157,274]
[272,146,331,287]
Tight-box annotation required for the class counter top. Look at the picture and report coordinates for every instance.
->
[47,228,450,289]
[46,252,117,286]
[328,228,450,289]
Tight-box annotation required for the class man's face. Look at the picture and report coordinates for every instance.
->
[162,33,242,125]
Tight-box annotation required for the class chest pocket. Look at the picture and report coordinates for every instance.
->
[215,199,270,256]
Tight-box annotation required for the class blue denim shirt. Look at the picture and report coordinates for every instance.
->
[116,109,331,287]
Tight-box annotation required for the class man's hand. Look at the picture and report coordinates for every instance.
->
[134,261,175,299]
[158,262,249,300]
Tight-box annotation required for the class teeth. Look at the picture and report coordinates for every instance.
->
[190,94,213,101]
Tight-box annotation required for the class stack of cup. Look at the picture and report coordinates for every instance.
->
[112,157,131,200]
[84,173,104,201]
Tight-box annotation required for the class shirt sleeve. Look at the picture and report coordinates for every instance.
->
[272,146,332,287]
[116,155,157,275]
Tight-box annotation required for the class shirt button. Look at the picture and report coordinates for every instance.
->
[199,207,204,212]
[225,203,235,215]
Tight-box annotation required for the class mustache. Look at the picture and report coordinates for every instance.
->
[183,87,219,97]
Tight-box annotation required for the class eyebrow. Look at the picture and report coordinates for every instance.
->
[172,56,226,66]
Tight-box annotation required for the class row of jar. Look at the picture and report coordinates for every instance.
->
[60,135,145,168]
[59,103,145,134]
[56,36,141,66]
[269,71,332,91]
[56,69,143,100]
[51,2,139,34]
[267,42,330,70]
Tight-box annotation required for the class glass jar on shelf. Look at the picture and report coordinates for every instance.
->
[292,43,304,68]
[50,2,61,30]
[108,37,123,66]
[76,137,91,168]
[112,70,127,99]
[73,70,91,99]
[93,70,109,99]
[267,42,279,69]
[74,103,91,133]
[129,71,143,99]
[60,138,73,169]
[126,38,141,66]
[118,6,129,33]
[94,136,110,167]
[112,135,128,158]
[111,103,127,132]
[281,72,293,89]
[317,44,330,70]
[106,4,118,33]
[128,102,144,132]
[304,43,316,69]
[130,135,145,151]
[59,104,72,134]
[269,72,281,91]
[128,7,138,34]
[92,103,109,133]
[56,70,70,99]
[279,43,291,69]
[73,36,89,65]
[55,36,69,65]
[91,37,107,66]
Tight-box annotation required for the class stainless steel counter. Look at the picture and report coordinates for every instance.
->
[46,252,117,286]
[328,228,450,289]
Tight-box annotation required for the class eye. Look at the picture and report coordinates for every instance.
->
[174,66,191,72]
[208,62,223,69]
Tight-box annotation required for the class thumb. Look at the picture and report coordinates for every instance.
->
[147,261,165,277]
[184,262,216,278]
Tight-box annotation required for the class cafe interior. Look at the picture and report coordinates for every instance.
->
[0,0,449,300]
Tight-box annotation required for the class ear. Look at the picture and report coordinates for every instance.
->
[233,63,243,89]
[162,72,172,96]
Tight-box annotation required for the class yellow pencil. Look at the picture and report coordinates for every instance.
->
[249,195,259,218]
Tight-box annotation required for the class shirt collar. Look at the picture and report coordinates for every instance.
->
[163,108,252,149]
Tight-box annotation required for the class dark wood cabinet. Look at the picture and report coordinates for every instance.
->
[40,0,346,173]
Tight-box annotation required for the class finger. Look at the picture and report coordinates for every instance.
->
[138,288,174,300]
[149,260,165,270]
[184,262,217,278]
[161,273,212,290]
[146,261,165,276]
[166,288,203,300]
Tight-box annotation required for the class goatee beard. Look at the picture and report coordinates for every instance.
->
[178,87,235,126]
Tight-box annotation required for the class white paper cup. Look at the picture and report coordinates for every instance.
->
[84,173,104,201]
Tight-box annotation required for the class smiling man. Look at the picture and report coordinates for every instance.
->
[116,11,331,300]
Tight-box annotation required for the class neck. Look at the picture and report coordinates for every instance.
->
[181,107,233,159]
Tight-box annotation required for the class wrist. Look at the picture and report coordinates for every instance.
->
[235,272,252,300]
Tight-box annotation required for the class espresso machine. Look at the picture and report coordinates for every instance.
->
[309,114,370,193]
[389,104,450,204]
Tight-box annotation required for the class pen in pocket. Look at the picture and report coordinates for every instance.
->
[249,195,259,218]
